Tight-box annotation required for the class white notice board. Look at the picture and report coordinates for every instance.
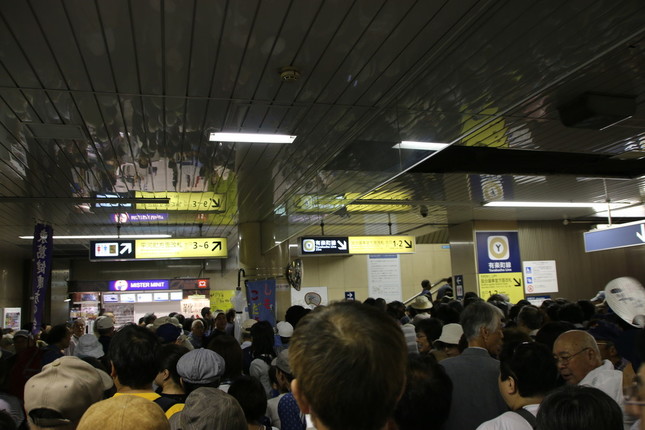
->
[367,254,402,302]
[523,260,559,294]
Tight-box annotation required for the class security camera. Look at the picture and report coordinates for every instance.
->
[420,205,429,218]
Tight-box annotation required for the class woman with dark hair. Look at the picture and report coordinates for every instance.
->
[536,385,623,430]
[229,376,273,430]
[208,335,243,392]
[248,321,276,398]
[414,318,443,356]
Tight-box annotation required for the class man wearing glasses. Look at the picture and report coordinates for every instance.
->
[553,330,624,407]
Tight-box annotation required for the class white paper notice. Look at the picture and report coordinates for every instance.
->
[523,260,559,294]
[367,254,402,302]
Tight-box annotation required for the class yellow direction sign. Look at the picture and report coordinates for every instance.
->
[135,191,225,211]
[478,272,524,303]
[348,235,415,254]
[135,238,228,259]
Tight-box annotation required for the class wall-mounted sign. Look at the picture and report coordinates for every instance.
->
[112,213,168,223]
[476,231,524,303]
[522,260,559,294]
[583,221,645,252]
[135,191,225,211]
[299,235,415,255]
[109,279,169,291]
[90,238,227,261]
[94,192,131,208]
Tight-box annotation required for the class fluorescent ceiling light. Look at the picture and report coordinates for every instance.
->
[209,132,296,144]
[18,234,172,240]
[484,201,599,208]
[393,141,450,151]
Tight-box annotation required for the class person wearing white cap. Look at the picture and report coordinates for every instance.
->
[275,321,294,355]
[432,323,464,362]
[94,316,114,357]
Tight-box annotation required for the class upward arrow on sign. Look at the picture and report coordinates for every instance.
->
[213,241,222,250]
[120,243,133,255]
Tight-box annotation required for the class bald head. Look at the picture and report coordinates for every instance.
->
[553,330,602,385]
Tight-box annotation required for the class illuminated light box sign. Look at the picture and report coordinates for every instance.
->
[135,191,225,212]
[90,238,227,261]
[109,279,169,291]
[112,213,168,223]
[300,235,415,255]
[583,221,645,252]
[94,192,132,208]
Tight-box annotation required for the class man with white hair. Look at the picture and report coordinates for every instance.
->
[440,301,508,430]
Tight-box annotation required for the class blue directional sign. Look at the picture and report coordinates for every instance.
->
[584,222,645,252]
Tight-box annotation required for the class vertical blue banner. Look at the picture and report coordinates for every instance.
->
[31,224,54,333]
[246,279,276,326]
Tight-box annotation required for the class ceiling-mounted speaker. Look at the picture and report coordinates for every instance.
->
[558,93,636,130]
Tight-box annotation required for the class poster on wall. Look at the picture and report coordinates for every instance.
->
[367,254,402,303]
[210,289,236,312]
[475,231,524,303]
[181,296,211,318]
[103,303,135,328]
[2,308,21,330]
[291,287,328,310]
[246,279,276,326]
[522,260,559,294]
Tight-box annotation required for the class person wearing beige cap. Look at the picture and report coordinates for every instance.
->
[432,323,464,362]
[24,356,113,429]
[409,295,433,325]
[77,394,170,430]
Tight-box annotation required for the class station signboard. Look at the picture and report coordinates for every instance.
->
[584,221,645,252]
[90,238,227,261]
[299,235,415,255]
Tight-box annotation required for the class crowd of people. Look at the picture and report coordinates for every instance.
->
[0,284,645,430]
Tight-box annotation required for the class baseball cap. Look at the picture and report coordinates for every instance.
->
[74,334,105,359]
[271,349,291,375]
[157,323,182,344]
[177,349,225,384]
[410,295,432,311]
[95,316,114,330]
[25,356,113,426]
[78,394,170,430]
[588,320,622,343]
[276,321,294,338]
[434,323,464,346]
[169,387,246,430]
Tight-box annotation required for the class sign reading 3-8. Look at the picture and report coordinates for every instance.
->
[90,238,227,261]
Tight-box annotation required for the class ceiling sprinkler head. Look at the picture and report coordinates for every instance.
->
[280,66,301,82]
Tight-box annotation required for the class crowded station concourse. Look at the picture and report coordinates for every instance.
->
[2,1,645,430]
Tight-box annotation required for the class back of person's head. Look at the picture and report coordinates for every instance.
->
[157,344,190,387]
[460,301,503,342]
[108,324,160,389]
[536,385,623,430]
[558,303,585,325]
[78,394,170,430]
[207,335,243,379]
[176,348,225,394]
[249,321,275,358]
[577,300,596,322]
[25,356,113,428]
[432,304,460,325]
[393,355,452,430]
[386,301,406,321]
[499,328,533,359]
[285,305,310,329]
[201,307,212,319]
[517,305,545,331]
[228,376,267,424]
[290,301,406,430]
[44,323,69,345]
[462,296,482,309]
[534,321,575,351]
[143,313,157,326]
[168,387,246,430]
[499,342,560,398]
